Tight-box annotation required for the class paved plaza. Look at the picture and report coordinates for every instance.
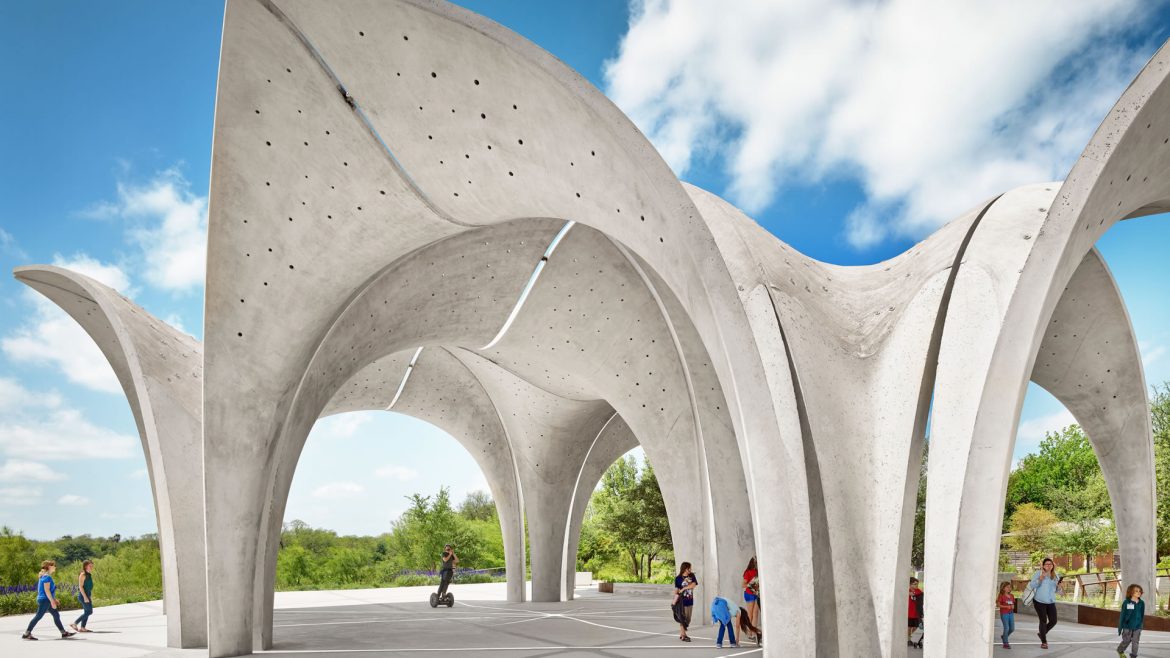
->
[2,583,1168,657]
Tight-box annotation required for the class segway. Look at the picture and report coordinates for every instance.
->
[429,569,455,607]
[428,590,454,607]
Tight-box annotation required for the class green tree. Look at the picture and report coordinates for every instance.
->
[387,487,480,571]
[1152,384,1170,558]
[0,527,39,586]
[912,442,928,569]
[1049,471,1116,570]
[1005,503,1058,553]
[1006,424,1102,519]
[276,544,313,588]
[458,490,497,522]
[590,455,672,582]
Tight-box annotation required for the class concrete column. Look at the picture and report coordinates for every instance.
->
[562,416,639,600]
[15,267,208,649]
[1031,250,1156,600]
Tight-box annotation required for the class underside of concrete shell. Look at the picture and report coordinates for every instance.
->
[12,1,1167,657]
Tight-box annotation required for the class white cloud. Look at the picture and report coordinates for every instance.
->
[57,494,90,506]
[374,463,419,481]
[2,289,123,394]
[312,413,372,440]
[129,467,149,480]
[0,459,67,482]
[0,227,27,259]
[51,253,130,291]
[0,377,137,461]
[0,486,42,506]
[312,482,365,499]
[605,0,1151,248]
[1015,407,1077,449]
[1141,341,1166,369]
[81,168,207,293]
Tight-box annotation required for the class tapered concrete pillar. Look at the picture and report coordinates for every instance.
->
[451,350,614,602]
[1032,249,1156,601]
[926,40,1170,656]
[562,415,638,600]
[15,266,208,650]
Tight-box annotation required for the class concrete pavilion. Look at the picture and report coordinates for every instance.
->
[15,1,1169,656]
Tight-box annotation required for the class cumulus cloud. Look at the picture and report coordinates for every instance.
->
[2,262,125,394]
[81,167,207,293]
[374,464,419,481]
[0,459,67,482]
[313,413,372,440]
[0,227,27,259]
[0,486,42,506]
[0,377,136,461]
[605,0,1152,248]
[312,482,366,499]
[57,494,91,506]
[1015,407,1077,449]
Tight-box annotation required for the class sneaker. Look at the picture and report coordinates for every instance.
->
[716,644,722,649]
[682,636,692,642]
[731,642,740,648]
[61,631,76,638]
[22,632,37,640]
[1041,642,1048,649]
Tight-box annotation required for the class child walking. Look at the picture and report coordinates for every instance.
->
[1117,583,1145,658]
[997,581,1016,649]
[710,596,740,648]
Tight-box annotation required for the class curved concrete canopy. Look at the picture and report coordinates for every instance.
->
[12,2,1167,657]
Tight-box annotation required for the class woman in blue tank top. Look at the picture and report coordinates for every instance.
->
[22,560,75,640]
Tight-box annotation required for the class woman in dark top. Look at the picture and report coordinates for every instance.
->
[673,561,698,642]
[71,560,95,632]
[437,544,458,598]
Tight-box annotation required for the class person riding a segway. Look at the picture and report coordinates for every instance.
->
[429,544,458,608]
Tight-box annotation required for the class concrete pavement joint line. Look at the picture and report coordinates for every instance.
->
[274,614,537,628]
[385,346,424,410]
[257,647,760,654]
[480,220,576,350]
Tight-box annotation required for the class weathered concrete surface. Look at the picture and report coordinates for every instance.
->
[14,267,208,649]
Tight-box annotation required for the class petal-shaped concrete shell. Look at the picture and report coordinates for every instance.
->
[14,266,208,649]
[14,2,1165,657]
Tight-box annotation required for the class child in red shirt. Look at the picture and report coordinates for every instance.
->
[908,578,923,647]
[997,581,1016,649]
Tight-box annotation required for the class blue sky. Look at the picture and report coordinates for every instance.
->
[0,0,1168,539]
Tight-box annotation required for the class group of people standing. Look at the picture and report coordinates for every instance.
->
[21,559,96,641]
[912,556,1148,655]
[671,556,762,648]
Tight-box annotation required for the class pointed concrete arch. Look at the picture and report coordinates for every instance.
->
[924,40,1170,656]
[14,266,207,649]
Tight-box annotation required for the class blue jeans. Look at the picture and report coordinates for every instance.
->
[717,620,736,646]
[26,599,66,634]
[1000,612,1014,644]
[76,595,94,628]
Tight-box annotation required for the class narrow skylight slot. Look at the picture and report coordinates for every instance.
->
[385,346,424,410]
[480,220,576,350]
